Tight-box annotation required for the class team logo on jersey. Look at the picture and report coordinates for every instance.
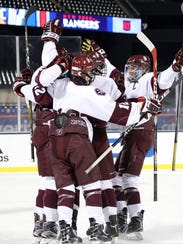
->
[95,88,105,96]
[56,128,63,136]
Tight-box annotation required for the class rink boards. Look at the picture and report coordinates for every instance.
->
[0,132,183,172]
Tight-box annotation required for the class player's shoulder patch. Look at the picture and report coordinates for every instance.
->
[95,88,106,96]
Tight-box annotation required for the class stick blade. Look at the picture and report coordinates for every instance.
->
[137,32,155,52]
[25,5,37,21]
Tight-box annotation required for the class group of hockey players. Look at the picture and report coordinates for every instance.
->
[12,17,183,244]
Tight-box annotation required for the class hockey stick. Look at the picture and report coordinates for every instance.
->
[25,6,37,69]
[85,74,183,174]
[136,32,158,97]
[25,6,37,161]
[172,73,183,170]
[136,32,158,201]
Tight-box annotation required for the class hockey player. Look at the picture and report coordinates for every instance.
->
[13,69,82,244]
[39,19,82,243]
[114,51,182,240]
[13,69,59,244]
[81,50,121,239]
[13,68,59,244]
[81,39,183,239]
[81,40,128,235]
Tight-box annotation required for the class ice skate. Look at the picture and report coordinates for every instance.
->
[40,221,58,244]
[124,210,144,241]
[87,218,112,243]
[58,220,71,244]
[117,207,128,234]
[69,227,82,243]
[105,215,119,239]
[32,213,44,244]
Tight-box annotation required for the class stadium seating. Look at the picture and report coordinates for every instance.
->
[0,104,181,132]
[0,0,126,18]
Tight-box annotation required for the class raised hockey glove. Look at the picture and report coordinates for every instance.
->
[172,48,183,72]
[138,96,162,115]
[81,39,107,58]
[13,68,33,97]
[54,54,71,73]
[110,69,125,94]
[41,18,63,43]
[21,68,33,83]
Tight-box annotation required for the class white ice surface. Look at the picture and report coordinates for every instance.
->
[0,170,183,244]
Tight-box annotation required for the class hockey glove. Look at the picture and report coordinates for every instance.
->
[110,69,125,94]
[54,54,71,74]
[21,68,33,83]
[81,39,107,58]
[13,77,27,97]
[172,48,183,72]
[41,18,63,43]
[13,68,32,97]
[138,96,162,115]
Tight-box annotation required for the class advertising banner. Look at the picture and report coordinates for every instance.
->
[0,7,141,34]
[0,132,183,172]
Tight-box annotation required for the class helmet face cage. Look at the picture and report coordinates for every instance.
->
[125,55,151,82]
[83,51,106,76]
[93,55,106,76]
[92,52,105,75]
[71,54,95,85]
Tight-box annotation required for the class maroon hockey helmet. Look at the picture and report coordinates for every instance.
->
[125,54,151,82]
[71,54,95,85]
